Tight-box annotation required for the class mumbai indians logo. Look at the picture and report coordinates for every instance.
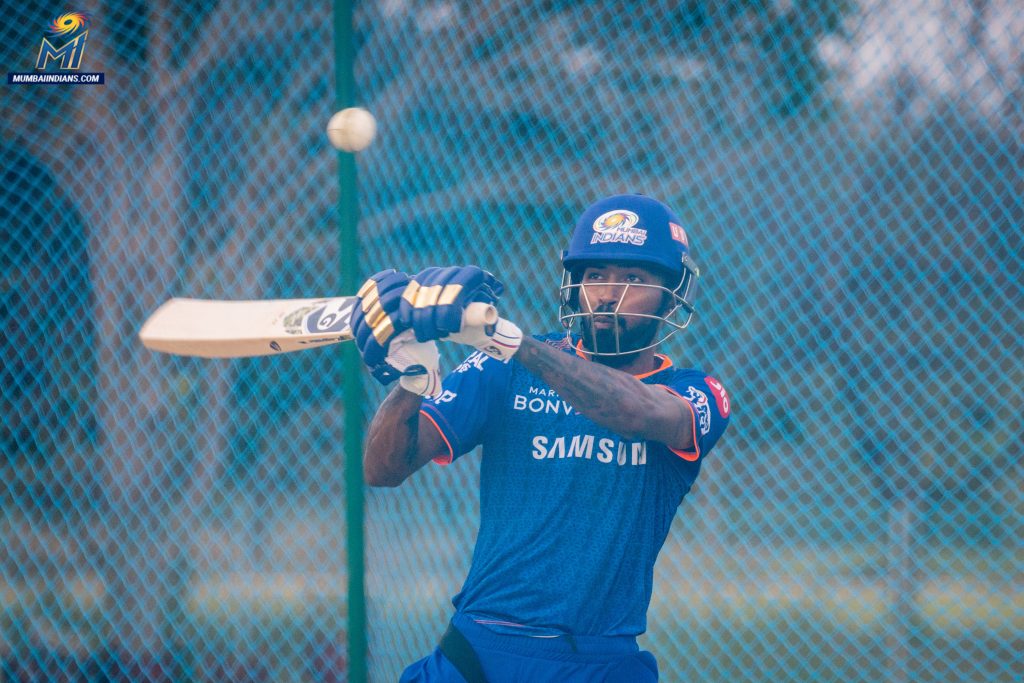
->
[590,210,647,246]
[36,12,91,70]
[684,385,712,436]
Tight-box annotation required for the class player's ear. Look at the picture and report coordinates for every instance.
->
[652,265,675,288]
[653,267,679,315]
[566,268,585,309]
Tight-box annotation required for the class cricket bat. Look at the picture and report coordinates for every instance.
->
[139,297,497,359]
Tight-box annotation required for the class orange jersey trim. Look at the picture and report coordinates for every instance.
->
[655,384,700,461]
[635,355,673,379]
[573,340,673,378]
[420,409,455,465]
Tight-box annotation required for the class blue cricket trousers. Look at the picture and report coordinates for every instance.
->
[399,612,659,682]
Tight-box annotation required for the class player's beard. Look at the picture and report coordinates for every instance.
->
[580,311,662,368]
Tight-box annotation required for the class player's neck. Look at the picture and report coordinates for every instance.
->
[590,347,660,376]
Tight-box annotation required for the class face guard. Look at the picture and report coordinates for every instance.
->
[559,194,701,357]
[558,257,699,356]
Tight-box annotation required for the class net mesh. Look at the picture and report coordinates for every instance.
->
[2,1,1021,681]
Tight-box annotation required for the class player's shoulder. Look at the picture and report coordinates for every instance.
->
[664,365,720,384]
[666,366,731,418]
[658,363,730,410]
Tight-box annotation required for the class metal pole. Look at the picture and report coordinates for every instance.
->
[886,487,918,683]
[333,2,367,681]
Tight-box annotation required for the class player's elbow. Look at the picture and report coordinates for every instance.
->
[365,474,404,488]
[363,445,422,487]
[363,460,408,488]
[363,427,418,487]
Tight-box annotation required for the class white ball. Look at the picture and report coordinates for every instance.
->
[326,107,377,152]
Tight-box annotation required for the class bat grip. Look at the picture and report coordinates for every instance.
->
[463,302,499,329]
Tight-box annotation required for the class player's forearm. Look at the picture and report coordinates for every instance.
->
[364,386,426,487]
[514,337,677,441]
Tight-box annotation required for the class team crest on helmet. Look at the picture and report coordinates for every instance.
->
[590,210,646,246]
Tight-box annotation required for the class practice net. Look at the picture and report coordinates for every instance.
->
[1,1,1021,681]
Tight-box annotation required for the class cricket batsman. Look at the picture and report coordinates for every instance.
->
[352,194,731,682]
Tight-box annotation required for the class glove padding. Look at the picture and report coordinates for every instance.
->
[352,269,411,371]
[383,329,442,397]
[400,266,503,342]
[446,317,523,361]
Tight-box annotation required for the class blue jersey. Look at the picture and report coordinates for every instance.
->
[420,333,731,637]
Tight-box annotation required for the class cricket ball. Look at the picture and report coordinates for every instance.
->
[326,107,377,152]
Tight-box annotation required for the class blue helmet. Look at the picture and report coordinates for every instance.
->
[559,194,700,355]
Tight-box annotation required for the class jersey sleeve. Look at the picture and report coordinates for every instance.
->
[656,372,731,462]
[420,350,512,465]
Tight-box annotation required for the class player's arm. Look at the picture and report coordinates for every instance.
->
[352,266,504,486]
[514,337,695,451]
[386,265,691,449]
[363,387,446,487]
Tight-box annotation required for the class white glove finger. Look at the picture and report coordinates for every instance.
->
[386,329,442,397]
[446,317,522,360]
[399,366,442,398]
[386,330,440,370]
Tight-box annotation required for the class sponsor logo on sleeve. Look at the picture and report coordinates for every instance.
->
[684,385,712,436]
[705,376,730,417]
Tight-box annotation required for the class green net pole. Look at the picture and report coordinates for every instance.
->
[333,1,366,681]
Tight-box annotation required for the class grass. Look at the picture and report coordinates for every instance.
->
[2,506,1020,682]
[3,566,1019,681]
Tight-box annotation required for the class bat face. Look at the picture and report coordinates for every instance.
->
[139,297,496,359]
[139,296,361,358]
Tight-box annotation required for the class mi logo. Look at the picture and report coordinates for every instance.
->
[35,12,91,70]
[8,11,103,84]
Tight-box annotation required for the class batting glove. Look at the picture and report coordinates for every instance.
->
[352,269,411,378]
[400,266,503,342]
[385,330,442,397]
[447,316,523,361]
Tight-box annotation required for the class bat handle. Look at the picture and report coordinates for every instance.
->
[463,302,499,330]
